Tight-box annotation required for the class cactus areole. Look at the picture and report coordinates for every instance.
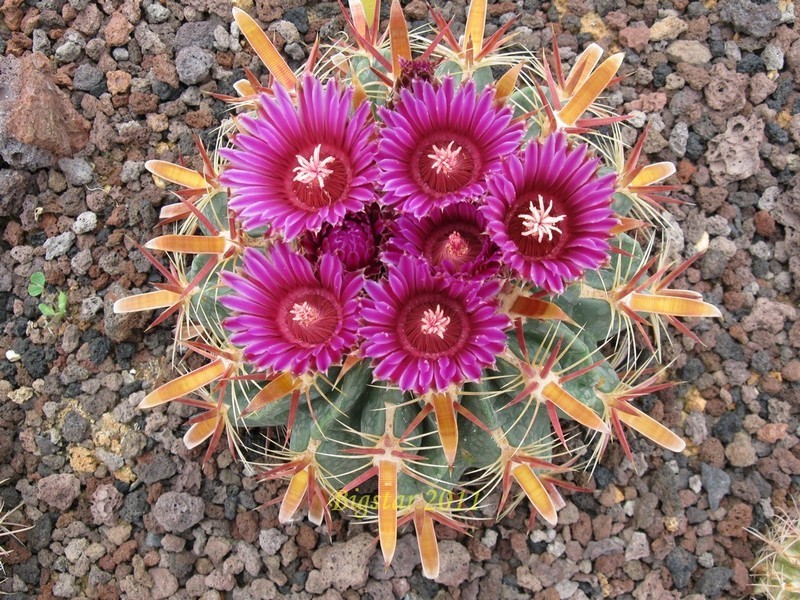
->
[116,0,722,580]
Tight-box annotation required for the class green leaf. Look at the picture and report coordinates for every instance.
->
[30,272,45,286]
[57,292,68,314]
[27,284,42,297]
[38,303,55,317]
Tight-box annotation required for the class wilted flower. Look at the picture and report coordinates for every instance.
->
[386,201,499,279]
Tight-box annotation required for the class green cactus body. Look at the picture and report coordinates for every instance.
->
[114,1,722,580]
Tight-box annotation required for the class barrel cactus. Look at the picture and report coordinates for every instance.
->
[752,507,800,599]
[115,0,721,578]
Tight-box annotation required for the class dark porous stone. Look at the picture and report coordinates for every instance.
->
[115,342,137,361]
[750,349,772,374]
[652,64,672,88]
[120,487,149,524]
[720,0,781,38]
[153,491,205,533]
[665,546,697,589]
[73,63,106,95]
[284,7,309,33]
[681,357,706,381]
[696,567,733,598]
[61,410,89,443]
[119,380,143,397]
[715,332,744,361]
[174,21,217,50]
[88,336,112,363]
[134,453,177,485]
[684,132,705,161]
[701,463,731,511]
[27,514,54,552]
[594,464,614,489]
[713,412,743,445]
[736,53,765,74]
[768,76,795,110]
[765,121,789,144]
[21,342,55,379]
[709,39,726,58]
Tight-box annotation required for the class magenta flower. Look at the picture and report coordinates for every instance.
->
[221,245,362,375]
[377,77,524,218]
[482,134,617,293]
[360,256,509,393]
[219,76,378,239]
[385,202,499,280]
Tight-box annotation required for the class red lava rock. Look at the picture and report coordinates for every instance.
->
[625,91,668,112]
[757,422,789,443]
[186,108,215,129]
[754,210,776,236]
[296,524,317,551]
[404,0,427,19]
[106,70,131,95]
[705,64,748,113]
[128,92,159,115]
[112,540,138,564]
[104,11,133,47]
[718,503,753,538]
[619,25,650,52]
[37,473,81,510]
[782,359,800,382]
[232,511,259,544]
[0,52,90,167]
[699,438,726,468]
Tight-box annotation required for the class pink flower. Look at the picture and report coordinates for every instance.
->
[482,134,617,293]
[220,76,378,239]
[377,77,523,217]
[221,245,362,375]
[360,256,509,393]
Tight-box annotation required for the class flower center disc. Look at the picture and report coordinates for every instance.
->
[424,222,483,268]
[289,144,350,210]
[278,288,341,346]
[397,294,469,358]
[505,193,569,259]
[413,134,480,196]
